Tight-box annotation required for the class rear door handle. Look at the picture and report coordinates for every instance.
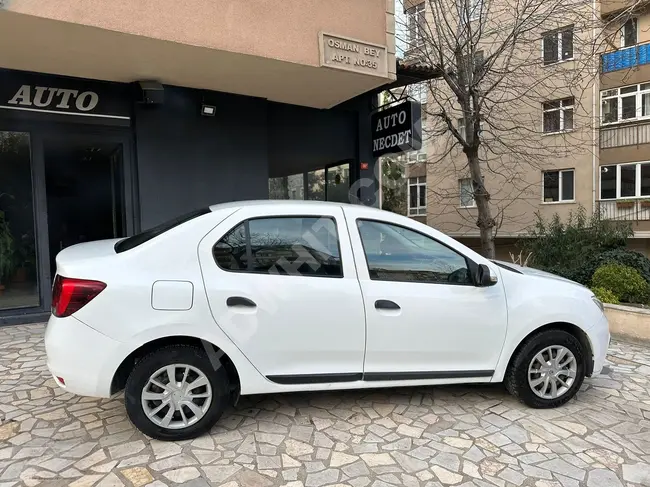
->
[226,296,257,308]
[375,299,400,310]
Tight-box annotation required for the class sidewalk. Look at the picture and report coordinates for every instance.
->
[0,324,649,486]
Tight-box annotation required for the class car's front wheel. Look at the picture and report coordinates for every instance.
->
[505,329,586,408]
[124,344,230,441]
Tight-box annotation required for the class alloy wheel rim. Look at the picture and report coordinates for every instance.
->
[141,364,212,429]
[527,345,577,400]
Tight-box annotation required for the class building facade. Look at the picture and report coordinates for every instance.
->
[398,0,650,260]
[0,0,408,322]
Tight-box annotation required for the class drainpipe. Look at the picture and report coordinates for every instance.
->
[592,0,598,215]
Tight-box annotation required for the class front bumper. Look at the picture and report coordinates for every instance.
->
[45,315,121,398]
[587,312,611,376]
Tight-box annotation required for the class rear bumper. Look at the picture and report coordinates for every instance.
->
[45,315,121,398]
[587,313,611,376]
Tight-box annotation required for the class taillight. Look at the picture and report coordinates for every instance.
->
[51,276,106,318]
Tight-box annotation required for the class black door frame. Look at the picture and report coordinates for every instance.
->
[0,119,136,323]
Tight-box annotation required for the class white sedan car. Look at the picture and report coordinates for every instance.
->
[45,200,610,441]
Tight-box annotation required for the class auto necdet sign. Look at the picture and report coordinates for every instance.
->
[371,100,422,157]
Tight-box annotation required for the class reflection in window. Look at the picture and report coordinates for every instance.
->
[213,223,247,271]
[269,174,304,200]
[213,217,342,277]
[269,163,350,202]
[249,217,341,276]
[0,132,39,310]
[326,164,350,203]
[307,169,326,201]
[356,220,471,284]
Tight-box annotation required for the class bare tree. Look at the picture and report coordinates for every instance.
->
[395,0,636,257]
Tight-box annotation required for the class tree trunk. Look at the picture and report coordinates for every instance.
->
[466,150,496,259]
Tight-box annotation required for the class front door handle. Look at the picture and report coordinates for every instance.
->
[226,296,257,308]
[375,299,400,310]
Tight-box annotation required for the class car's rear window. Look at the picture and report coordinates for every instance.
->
[114,208,211,253]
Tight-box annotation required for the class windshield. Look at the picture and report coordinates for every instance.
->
[114,208,210,253]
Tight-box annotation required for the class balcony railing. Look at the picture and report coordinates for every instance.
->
[597,199,650,221]
[600,120,650,149]
[601,43,650,73]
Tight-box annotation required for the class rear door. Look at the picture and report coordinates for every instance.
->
[197,205,366,383]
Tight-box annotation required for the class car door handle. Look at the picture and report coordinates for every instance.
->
[375,299,400,310]
[226,296,257,308]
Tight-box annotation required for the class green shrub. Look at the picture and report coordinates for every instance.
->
[520,206,632,285]
[591,286,619,304]
[592,264,650,304]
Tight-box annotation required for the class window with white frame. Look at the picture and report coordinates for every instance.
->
[458,117,485,141]
[408,177,427,215]
[542,27,574,65]
[543,169,575,202]
[457,0,483,22]
[543,97,574,133]
[459,178,476,207]
[407,150,427,163]
[601,83,650,125]
[621,17,638,48]
[600,162,650,199]
[406,4,425,50]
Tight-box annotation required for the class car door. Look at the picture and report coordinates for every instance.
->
[198,205,366,383]
[344,208,508,379]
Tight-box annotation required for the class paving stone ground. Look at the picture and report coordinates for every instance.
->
[0,324,649,487]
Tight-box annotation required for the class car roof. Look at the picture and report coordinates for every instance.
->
[208,199,387,215]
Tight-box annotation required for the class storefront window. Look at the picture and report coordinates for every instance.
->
[326,164,350,203]
[307,169,326,201]
[269,174,304,200]
[269,163,350,202]
[0,132,39,310]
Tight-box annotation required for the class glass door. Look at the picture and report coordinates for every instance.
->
[43,137,128,278]
[0,131,40,311]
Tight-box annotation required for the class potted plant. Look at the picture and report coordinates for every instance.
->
[640,199,650,208]
[616,200,635,209]
[12,232,35,283]
[0,210,15,295]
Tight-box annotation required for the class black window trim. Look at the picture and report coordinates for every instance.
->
[354,218,480,286]
[212,214,345,279]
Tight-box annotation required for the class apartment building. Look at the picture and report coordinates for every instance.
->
[0,0,416,323]
[397,0,650,259]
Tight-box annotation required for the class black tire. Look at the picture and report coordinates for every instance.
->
[505,329,586,408]
[124,344,230,441]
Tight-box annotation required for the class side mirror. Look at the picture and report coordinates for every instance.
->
[477,264,497,287]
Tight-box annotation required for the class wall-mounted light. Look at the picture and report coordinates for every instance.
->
[201,104,216,117]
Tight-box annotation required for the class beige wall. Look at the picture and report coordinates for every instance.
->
[604,303,650,343]
[1,0,396,108]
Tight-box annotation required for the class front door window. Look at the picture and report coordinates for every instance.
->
[356,220,472,284]
[0,132,39,310]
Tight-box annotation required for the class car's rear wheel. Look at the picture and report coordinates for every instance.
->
[124,344,229,440]
[505,329,586,408]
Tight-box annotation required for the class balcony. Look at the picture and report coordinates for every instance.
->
[600,120,650,149]
[601,43,650,74]
[597,199,650,222]
[601,0,649,17]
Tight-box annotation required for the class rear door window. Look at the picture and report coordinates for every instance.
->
[213,216,342,277]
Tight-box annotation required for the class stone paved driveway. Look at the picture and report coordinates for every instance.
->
[0,325,649,487]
